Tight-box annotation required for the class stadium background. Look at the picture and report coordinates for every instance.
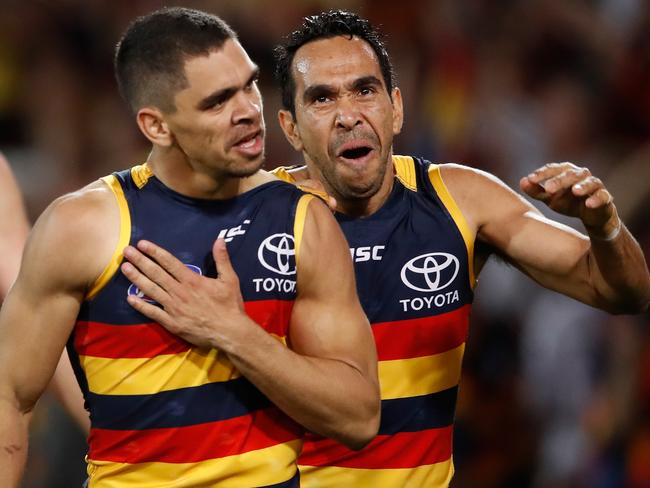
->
[0,0,649,486]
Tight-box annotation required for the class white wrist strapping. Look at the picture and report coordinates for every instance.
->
[592,220,622,242]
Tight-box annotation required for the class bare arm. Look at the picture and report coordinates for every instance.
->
[441,162,650,313]
[122,198,380,449]
[0,153,30,298]
[0,184,117,486]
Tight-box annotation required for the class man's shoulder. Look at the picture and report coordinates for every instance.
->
[21,178,122,293]
[46,179,118,225]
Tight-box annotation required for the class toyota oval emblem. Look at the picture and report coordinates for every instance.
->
[258,233,296,276]
[400,252,459,292]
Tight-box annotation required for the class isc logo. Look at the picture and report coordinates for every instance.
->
[350,245,385,263]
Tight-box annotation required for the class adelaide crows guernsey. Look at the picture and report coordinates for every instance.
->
[69,164,313,488]
[274,156,474,487]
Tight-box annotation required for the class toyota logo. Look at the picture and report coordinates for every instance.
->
[258,233,296,275]
[400,252,459,292]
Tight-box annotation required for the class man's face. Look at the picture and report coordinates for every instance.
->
[164,39,265,177]
[285,35,403,202]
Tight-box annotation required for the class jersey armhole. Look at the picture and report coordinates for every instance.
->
[85,175,131,300]
[293,194,315,270]
[428,165,476,289]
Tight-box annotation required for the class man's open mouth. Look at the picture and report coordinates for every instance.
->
[339,146,372,159]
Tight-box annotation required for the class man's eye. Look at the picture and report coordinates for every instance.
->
[359,87,375,96]
[315,95,330,103]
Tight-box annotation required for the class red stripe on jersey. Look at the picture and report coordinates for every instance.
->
[244,299,294,337]
[88,407,303,463]
[299,426,453,469]
[372,304,470,360]
[74,321,189,358]
[75,300,293,359]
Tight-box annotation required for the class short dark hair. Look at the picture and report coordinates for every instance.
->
[274,10,396,115]
[115,7,237,113]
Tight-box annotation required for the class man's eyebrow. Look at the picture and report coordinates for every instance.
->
[303,83,336,103]
[197,87,236,110]
[349,75,383,91]
[196,66,260,111]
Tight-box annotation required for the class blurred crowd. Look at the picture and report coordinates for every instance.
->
[1,0,649,487]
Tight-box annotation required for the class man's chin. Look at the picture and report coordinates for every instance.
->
[337,180,383,201]
[229,155,265,178]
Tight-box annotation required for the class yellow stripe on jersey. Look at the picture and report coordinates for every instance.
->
[80,348,237,396]
[130,163,154,189]
[88,440,302,488]
[81,335,287,395]
[392,155,417,190]
[272,166,296,184]
[378,344,465,400]
[87,175,131,300]
[428,165,476,289]
[294,194,314,269]
[299,457,454,488]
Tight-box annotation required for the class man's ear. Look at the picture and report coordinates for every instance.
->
[136,107,173,147]
[278,110,304,152]
[391,87,404,135]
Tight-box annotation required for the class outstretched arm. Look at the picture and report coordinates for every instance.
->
[442,162,650,313]
[122,198,380,449]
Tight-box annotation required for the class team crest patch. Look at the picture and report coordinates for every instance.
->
[127,264,202,303]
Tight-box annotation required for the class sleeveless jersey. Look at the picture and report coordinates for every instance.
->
[68,164,314,488]
[274,156,475,487]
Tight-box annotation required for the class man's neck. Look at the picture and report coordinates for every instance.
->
[147,147,268,200]
[336,177,394,218]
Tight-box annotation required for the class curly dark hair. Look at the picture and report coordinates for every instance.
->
[274,10,396,116]
[115,7,236,113]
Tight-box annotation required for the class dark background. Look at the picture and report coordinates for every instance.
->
[1,1,648,487]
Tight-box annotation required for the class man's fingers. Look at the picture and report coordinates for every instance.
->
[541,168,590,194]
[297,180,337,210]
[585,188,613,209]
[123,245,177,292]
[136,240,192,282]
[519,176,550,201]
[298,178,326,193]
[571,175,603,197]
[126,293,172,326]
[526,162,571,184]
[121,261,169,306]
[212,238,236,281]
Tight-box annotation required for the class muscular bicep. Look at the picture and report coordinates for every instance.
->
[288,198,377,378]
[0,184,118,411]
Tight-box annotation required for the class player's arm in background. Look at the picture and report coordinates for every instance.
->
[122,197,380,449]
[0,153,29,298]
[441,162,650,313]
[0,152,90,435]
[0,182,118,486]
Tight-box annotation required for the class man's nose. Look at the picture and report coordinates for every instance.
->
[232,90,261,124]
[334,98,362,130]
